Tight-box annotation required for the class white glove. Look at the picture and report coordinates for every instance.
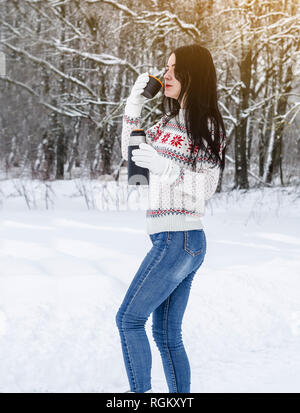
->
[125,72,150,117]
[131,142,170,176]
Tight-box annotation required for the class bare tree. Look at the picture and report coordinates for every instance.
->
[0,0,299,188]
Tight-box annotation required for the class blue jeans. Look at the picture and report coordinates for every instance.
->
[115,229,207,393]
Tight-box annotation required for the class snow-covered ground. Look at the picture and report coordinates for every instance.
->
[0,180,300,393]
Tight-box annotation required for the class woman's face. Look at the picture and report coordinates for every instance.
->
[163,53,181,101]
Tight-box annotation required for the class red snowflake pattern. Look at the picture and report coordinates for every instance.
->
[170,135,184,147]
[153,125,163,141]
[161,132,170,143]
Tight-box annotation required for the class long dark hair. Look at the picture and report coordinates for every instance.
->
[161,44,226,172]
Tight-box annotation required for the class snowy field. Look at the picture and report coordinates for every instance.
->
[0,180,300,393]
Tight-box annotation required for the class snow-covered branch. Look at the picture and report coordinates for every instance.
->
[0,75,87,118]
[0,40,97,97]
[86,0,201,40]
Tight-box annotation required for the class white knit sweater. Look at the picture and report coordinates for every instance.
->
[121,108,223,235]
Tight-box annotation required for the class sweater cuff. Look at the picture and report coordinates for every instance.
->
[124,99,143,118]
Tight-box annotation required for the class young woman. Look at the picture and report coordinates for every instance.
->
[116,43,227,393]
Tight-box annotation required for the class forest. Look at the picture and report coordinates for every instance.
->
[1,1,300,394]
[0,0,299,191]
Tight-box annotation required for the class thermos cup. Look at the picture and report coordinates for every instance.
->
[128,129,149,186]
[141,75,163,99]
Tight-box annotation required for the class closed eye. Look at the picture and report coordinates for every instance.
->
[164,64,175,73]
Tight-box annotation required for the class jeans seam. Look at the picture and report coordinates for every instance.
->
[163,295,178,392]
[166,231,170,244]
[121,242,169,392]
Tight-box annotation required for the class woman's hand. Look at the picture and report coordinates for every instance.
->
[125,72,150,117]
[131,142,170,176]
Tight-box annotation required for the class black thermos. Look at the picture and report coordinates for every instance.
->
[128,129,149,186]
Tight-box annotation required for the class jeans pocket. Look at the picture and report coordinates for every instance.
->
[184,230,206,256]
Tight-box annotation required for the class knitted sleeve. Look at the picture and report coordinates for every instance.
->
[121,114,142,161]
[121,113,165,161]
